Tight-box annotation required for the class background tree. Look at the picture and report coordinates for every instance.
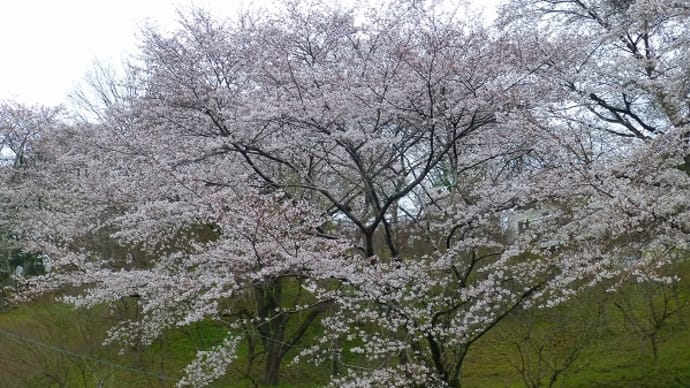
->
[495,0,690,282]
[0,102,63,306]
[612,258,689,363]
[498,288,608,388]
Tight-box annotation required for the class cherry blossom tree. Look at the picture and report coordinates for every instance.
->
[122,5,552,385]
[0,102,65,245]
[7,0,690,387]
[0,102,64,298]
[0,102,62,168]
[496,0,690,269]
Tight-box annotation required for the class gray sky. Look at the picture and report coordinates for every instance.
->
[0,0,497,107]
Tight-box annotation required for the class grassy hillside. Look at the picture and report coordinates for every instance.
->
[1,262,689,387]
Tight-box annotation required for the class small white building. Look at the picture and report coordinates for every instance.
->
[502,207,555,242]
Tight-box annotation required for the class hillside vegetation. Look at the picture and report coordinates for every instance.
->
[1,260,688,387]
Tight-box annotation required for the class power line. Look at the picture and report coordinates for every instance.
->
[0,327,178,382]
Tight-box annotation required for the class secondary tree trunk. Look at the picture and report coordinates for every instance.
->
[256,281,286,385]
[263,342,283,385]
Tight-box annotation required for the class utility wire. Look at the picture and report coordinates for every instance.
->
[0,327,178,382]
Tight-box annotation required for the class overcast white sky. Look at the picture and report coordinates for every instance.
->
[0,1,497,107]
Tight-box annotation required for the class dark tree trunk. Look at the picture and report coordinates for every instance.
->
[256,281,286,386]
[263,343,283,385]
